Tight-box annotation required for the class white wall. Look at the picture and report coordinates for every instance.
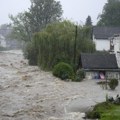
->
[106,72,120,80]
[93,37,110,51]
[116,53,120,68]
[0,40,6,47]
[113,36,120,53]
[0,35,6,47]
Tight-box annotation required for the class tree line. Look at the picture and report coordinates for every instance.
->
[5,0,120,70]
[24,21,95,70]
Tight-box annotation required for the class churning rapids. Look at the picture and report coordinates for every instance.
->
[0,50,120,120]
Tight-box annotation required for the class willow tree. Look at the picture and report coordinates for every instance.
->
[26,20,95,69]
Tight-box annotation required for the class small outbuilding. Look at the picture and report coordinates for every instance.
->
[79,53,120,80]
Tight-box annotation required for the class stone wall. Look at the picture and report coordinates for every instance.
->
[85,72,97,80]
[85,71,120,80]
[106,72,120,80]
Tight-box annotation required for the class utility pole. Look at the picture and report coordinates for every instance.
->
[73,25,77,70]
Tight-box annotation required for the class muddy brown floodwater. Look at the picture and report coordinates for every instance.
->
[0,50,120,120]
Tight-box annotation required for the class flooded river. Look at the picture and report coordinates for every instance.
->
[0,50,119,120]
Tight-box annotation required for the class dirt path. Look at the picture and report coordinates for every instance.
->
[0,50,120,120]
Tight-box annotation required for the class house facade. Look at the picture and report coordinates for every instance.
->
[0,35,6,47]
[110,35,120,53]
[93,26,120,52]
[79,53,120,80]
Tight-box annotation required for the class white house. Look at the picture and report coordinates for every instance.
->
[0,35,6,47]
[79,53,120,80]
[93,26,120,51]
[93,26,120,69]
[110,35,120,68]
[110,34,120,53]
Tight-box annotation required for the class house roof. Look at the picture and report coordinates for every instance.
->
[80,53,118,70]
[93,26,120,39]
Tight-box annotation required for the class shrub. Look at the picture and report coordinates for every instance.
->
[86,111,100,119]
[24,42,38,65]
[86,102,113,119]
[75,69,85,81]
[108,79,119,90]
[53,62,75,80]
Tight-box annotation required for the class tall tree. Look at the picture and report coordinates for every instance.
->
[10,0,63,42]
[97,0,120,26]
[28,0,63,33]
[10,13,32,42]
[25,21,95,68]
[85,15,92,26]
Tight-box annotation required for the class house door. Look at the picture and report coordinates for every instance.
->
[99,71,106,80]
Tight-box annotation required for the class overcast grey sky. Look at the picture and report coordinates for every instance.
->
[0,0,107,25]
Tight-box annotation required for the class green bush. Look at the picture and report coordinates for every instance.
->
[108,79,119,90]
[24,42,38,65]
[86,111,100,119]
[75,69,85,81]
[86,101,120,120]
[86,102,113,119]
[53,62,75,80]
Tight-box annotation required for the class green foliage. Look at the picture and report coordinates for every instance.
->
[86,111,100,119]
[108,79,119,90]
[24,42,38,65]
[86,102,114,119]
[52,62,75,80]
[97,0,120,26]
[101,106,120,120]
[75,69,85,81]
[9,13,32,42]
[26,21,95,70]
[9,0,63,42]
[87,101,120,120]
[85,15,92,26]
[28,0,63,32]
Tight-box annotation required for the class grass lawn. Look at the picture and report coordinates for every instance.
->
[101,105,120,120]
[86,102,120,120]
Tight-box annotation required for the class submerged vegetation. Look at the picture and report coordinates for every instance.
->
[75,69,85,81]
[108,79,119,90]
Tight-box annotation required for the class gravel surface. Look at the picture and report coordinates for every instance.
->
[0,50,120,120]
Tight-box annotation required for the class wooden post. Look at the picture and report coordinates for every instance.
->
[73,25,77,71]
[105,73,108,90]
